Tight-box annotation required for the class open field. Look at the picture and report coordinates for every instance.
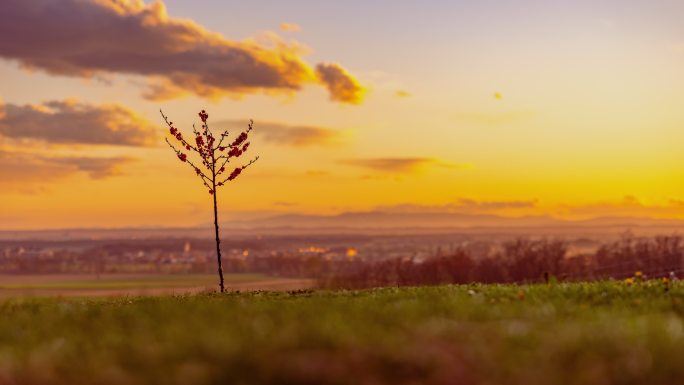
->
[1,281,683,384]
[0,274,314,297]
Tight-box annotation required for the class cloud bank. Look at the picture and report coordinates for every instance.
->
[0,0,365,104]
[0,99,157,146]
[0,149,132,186]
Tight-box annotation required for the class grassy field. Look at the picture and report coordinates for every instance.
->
[1,281,683,385]
[0,273,313,297]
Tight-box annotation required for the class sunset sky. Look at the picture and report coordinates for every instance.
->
[1,0,683,229]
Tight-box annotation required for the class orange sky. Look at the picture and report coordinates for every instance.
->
[1,0,683,229]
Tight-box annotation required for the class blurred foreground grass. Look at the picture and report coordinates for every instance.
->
[1,281,683,385]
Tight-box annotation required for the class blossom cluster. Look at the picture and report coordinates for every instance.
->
[162,109,258,195]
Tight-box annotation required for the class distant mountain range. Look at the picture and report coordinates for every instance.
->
[227,210,684,231]
[2,210,683,240]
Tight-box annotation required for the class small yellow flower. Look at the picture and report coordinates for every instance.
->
[662,277,670,284]
[635,271,643,278]
[624,277,634,285]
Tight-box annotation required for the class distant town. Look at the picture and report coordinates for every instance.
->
[0,232,604,278]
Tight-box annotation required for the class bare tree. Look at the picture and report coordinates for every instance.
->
[161,109,258,292]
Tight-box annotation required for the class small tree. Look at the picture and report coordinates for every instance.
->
[161,109,258,292]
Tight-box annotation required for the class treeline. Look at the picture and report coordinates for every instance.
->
[319,235,684,289]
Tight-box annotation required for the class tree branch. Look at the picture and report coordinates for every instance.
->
[215,129,231,150]
[218,155,259,186]
[165,138,212,186]
[160,109,201,153]
[242,155,259,170]
[217,156,231,174]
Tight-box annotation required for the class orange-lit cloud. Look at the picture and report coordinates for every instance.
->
[371,197,684,221]
[557,196,684,219]
[0,149,132,192]
[451,198,537,211]
[379,197,684,220]
[0,0,364,104]
[217,120,344,147]
[341,158,468,173]
[670,199,684,207]
[316,64,367,104]
[0,99,157,146]
[377,199,538,214]
[395,90,411,98]
[280,23,301,32]
[50,156,132,179]
[376,196,684,220]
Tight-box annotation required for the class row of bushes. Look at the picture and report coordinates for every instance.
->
[319,235,684,289]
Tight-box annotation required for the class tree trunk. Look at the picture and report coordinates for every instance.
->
[211,168,225,293]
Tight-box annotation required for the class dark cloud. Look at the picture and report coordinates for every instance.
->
[0,0,365,104]
[316,63,366,104]
[217,120,343,147]
[0,99,156,146]
[341,158,468,173]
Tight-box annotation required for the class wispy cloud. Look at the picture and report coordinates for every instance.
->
[376,199,538,214]
[452,198,538,211]
[0,149,133,192]
[50,156,133,179]
[341,158,470,173]
[273,201,298,207]
[279,23,301,32]
[557,195,684,219]
[216,120,345,147]
[669,199,684,207]
[0,99,157,146]
[0,0,365,104]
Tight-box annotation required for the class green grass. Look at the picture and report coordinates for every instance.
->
[1,281,683,385]
[0,274,269,290]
